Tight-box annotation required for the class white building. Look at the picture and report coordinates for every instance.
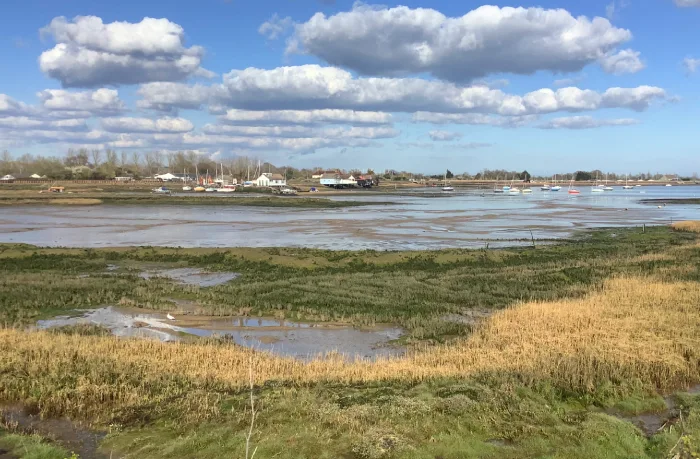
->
[255,173,286,187]
[155,173,178,181]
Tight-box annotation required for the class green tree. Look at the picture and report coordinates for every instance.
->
[445,169,454,179]
[520,170,531,181]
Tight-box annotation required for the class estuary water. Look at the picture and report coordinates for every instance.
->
[1,186,699,250]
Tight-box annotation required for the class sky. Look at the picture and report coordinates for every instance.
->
[0,0,698,174]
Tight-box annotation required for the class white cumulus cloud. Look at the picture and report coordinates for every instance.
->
[259,14,294,39]
[429,130,462,141]
[289,4,635,82]
[39,16,211,87]
[538,115,639,129]
[101,117,194,133]
[37,89,126,116]
[684,58,700,74]
[598,49,645,75]
[220,109,392,125]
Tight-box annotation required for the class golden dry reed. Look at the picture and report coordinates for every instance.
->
[672,221,700,233]
[1,277,699,395]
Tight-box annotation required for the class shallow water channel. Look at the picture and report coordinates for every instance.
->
[37,306,404,360]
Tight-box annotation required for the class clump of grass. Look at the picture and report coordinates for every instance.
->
[48,324,112,336]
[672,221,700,233]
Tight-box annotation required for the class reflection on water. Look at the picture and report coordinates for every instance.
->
[2,186,700,250]
[36,307,404,360]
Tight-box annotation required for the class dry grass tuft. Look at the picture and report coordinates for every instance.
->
[672,221,700,233]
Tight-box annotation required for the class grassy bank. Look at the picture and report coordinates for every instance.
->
[1,276,699,458]
[1,226,700,457]
[0,193,392,208]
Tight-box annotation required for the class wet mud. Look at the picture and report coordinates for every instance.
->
[0,405,108,459]
[2,187,699,249]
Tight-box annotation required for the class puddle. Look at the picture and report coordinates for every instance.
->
[608,384,700,437]
[36,307,404,360]
[138,268,239,287]
[0,405,108,459]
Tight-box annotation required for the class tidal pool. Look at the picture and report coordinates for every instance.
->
[138,268,239,287]
[2,186,700,249]
[36,306,404,360]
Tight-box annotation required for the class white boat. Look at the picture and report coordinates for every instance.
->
[503,175,513,191]
[592,173,604,192]
[550,175,561,191]
[522,188,532,194]
[493,176,505,193]
[152,187,171,194]
[442,171,454,192]
[218,185,236,193]
[205,187,216,192]
[508,188,521,195]
[603,174,614,191]
[622,174,634,189]
[182,186,192,192]
[665,184,673,187]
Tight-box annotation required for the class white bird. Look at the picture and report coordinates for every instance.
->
[166,313,175,320]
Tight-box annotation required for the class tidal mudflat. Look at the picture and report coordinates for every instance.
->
[1,186,699,249]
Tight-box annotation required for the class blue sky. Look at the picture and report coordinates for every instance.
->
[0,0,698,174]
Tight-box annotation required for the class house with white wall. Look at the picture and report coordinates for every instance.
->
[255,173,286,187]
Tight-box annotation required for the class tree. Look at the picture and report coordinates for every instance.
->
[574,171,592,181]
[445,169,454,179]
[520,170,531,182]
[90,149,102,168]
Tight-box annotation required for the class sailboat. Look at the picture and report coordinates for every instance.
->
[493,176,505,193]
[541,178,551,191]
[551,175,561,191]
[603,174,614,191]
[568,179,580,195]
[591,173,604,193]
[622,174,634,189]
[502,175,511,192]
[442,171,454,192]
[508,177,521,195]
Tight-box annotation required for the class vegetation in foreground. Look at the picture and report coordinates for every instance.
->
[1,276,699,458]
[0,225,699,458]
[0,428,71,459]
[672,221,700,233]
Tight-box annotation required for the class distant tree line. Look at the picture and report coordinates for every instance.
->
[1,149,693,182]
